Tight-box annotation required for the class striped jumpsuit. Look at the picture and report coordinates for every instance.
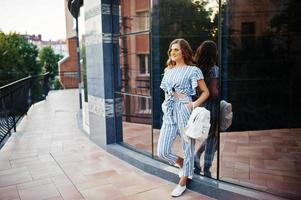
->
[157,66,204,178]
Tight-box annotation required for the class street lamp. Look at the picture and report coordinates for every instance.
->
[67,0,83,109]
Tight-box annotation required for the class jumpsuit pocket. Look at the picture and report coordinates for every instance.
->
[183,102,192,113]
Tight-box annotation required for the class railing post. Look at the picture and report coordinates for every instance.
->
[2,99,10,136]
[43,73,50,98]
[13,115,16,132]
[28,76,32,107]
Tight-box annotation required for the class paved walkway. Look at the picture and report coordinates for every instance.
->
[0,90,213,200]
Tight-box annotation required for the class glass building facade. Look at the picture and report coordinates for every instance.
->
[81,0,301,199]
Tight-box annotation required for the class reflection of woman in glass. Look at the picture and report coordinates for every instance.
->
[157,38,209,197]
[194,40,219,178]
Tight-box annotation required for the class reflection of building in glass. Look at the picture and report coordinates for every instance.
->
[220,1,301,199]
[228,0,286,48]
[120,0,151,124]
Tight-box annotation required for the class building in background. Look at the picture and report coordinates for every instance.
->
[58,0,80,89]
[24,34,67,56]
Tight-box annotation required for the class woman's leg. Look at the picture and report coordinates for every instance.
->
[173,101,194,184]
[157,122,178,165]
[196,139,206,156]
[181,138,195,179]
[176,157,184,168]
[203,136,218,177]
[194,139,207,172]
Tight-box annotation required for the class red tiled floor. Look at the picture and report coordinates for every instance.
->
[221,129,301,199]
[57,185,84,200]
[0,185,19,200]
[18,183,60,200]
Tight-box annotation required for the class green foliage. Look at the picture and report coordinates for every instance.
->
[0,32,41,86]
[38,46,63,80]
[152,0,217,71]
[52,76,63,90]
[156,0,216,50]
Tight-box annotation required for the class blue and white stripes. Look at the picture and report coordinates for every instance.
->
[157,96,195,177]
[160,66,204,96]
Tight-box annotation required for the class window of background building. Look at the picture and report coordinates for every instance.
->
[137,54,149,75]
[139,98,151,114]
[136,11,149,31]
[241,22,255,48]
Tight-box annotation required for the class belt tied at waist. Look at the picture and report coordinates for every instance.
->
[165,93,175,116]
[162,88,191,124]
[162,88,176,124]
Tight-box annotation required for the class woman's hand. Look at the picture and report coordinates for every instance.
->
[194,80,210,106]
[185,102,194,110]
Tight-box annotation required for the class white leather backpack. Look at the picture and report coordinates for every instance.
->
[220,100,233,131]
[185,107,211,139]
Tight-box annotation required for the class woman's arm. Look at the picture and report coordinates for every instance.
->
[190,79,210,109]
[208,78,219,98]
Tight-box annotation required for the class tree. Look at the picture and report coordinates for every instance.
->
[154,0,216,60]
[38,46,63,80]
[0,32,41,86]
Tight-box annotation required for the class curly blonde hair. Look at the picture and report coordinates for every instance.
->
[166,38,195,68]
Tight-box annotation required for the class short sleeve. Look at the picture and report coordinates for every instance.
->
[210,66,219,79]
[160,77,167,91]
[191,67,204,95]
[160,69,169,92]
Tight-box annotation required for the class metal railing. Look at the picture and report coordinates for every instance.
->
[0,73,50,145]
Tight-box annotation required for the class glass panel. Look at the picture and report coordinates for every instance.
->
[117,0,151,153]
[117,22,151,153]
[120,0,150,35]
[118,93,152,153]
[152,0,219,178]
[220,0,301,198]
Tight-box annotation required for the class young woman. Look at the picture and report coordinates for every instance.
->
[194,40,219,178]
[157,38,209,197]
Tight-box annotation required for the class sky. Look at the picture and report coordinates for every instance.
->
[0,0,218,41]
[0,0,66,41]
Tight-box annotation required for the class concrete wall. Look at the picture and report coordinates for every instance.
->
[84,0,120,146]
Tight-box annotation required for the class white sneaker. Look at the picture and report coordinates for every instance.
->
[171,184,186,197]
